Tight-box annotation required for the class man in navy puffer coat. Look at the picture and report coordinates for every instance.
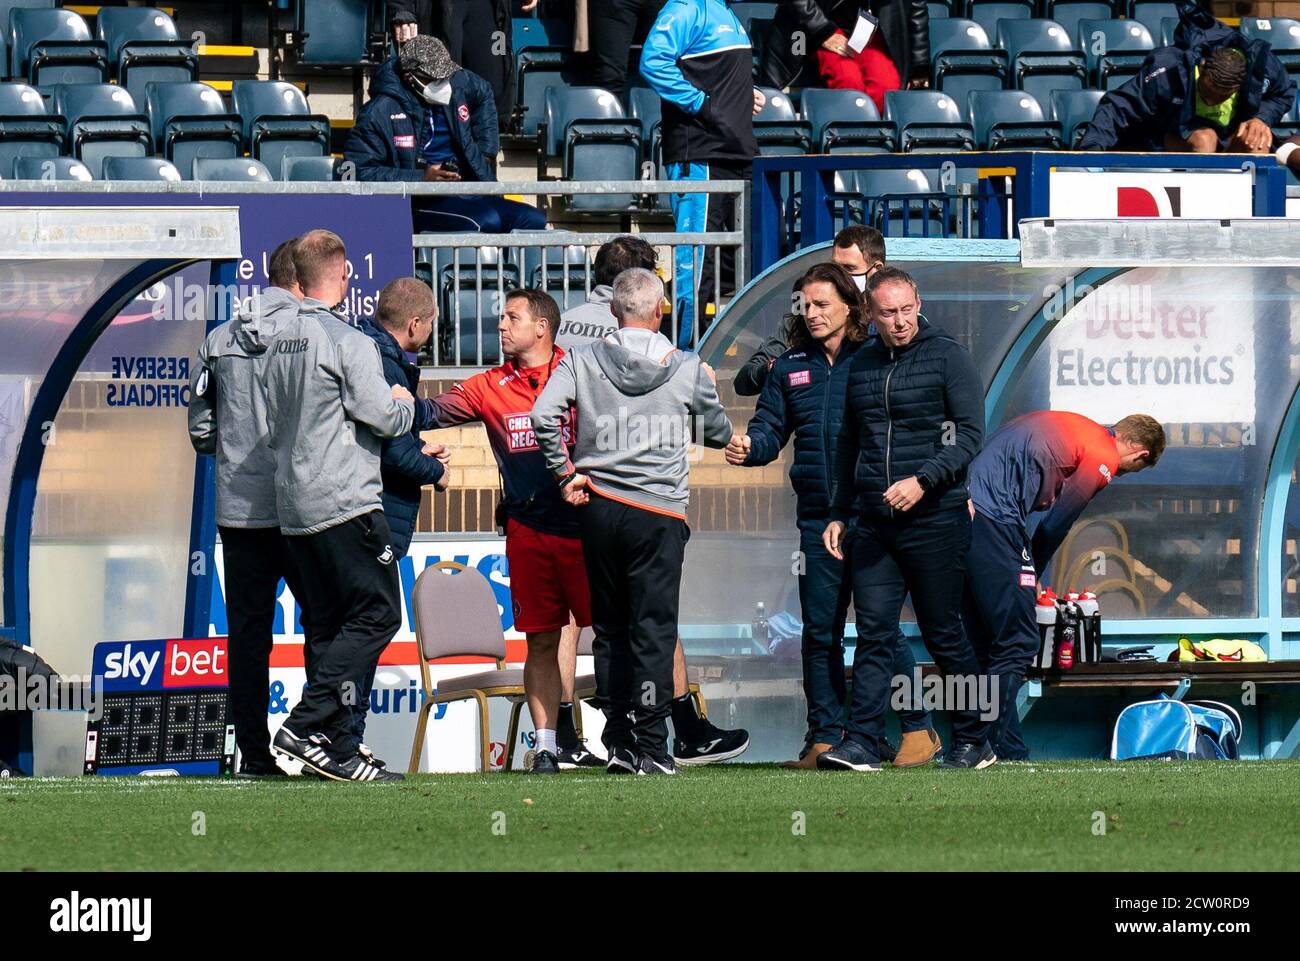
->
[823,267,994,771]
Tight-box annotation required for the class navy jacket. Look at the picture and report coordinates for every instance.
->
[1080,4,1296,151]
[344,56,499,183]
[832,319,984,522]
[361,320,445,556]
[743,338,861,531]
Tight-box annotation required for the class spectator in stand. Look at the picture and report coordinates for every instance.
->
[760,0,930,114]
[346,36,546,233]
[556,236,659,349]
[1079,6,1294,153]
[387,0,528,130]
[587,0,667,96]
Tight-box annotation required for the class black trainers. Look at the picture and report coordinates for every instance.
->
[672,721,750,766]
[272,726,345,780]
[556,742,605,769]
[529,750,560,774]
[876,737,898,764]
[606,744,639,774]
[937,741,997,770]
[235,758,288,780]
[334,751,405,782]
[816,738,882,772]
[635,753,677,776]
[357,743,388,769]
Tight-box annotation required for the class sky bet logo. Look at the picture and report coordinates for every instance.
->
[95,639,229,692]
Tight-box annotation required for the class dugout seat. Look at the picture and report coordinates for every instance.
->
[231,80,330,177]
[967,89,1061,148]
[929,19,1009,116]
[101,155,181,181]
[95,7,197,106]
[192,156,273,182]
[407,562,598,774]
[10,8,107,85]
[12,154,91,179]
[1051,88,1105,146]
[998,18,1088,106]
[1077,18,1153,88]
[52,83,150,179]
[145,81,242,179]
[1240,17,1300,69]
[858,167,948,237]
[0,81,62,174]
[884,89,975,151]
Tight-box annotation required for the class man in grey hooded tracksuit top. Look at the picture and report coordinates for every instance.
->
[188,239,309,777]
[533,268,735,774]
[260,229,415,783]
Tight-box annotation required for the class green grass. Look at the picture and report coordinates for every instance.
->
[3,761,1298,871]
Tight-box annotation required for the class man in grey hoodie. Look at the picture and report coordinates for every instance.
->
[189,237,311,778]
[533,267,736,775]
[261,229,416,783]
[556,235,657,351]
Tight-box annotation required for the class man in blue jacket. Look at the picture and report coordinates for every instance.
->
[344,35,546,233]
[1079,4,1295,152]
[725,263,940,769]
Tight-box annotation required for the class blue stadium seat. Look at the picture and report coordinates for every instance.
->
[13,155,91,179]
[732,2,778,34]
[544,87,640,212]
[438,264,522,365]
[1077,19,1153,88]
[967,89,1061,148]
[231,80,330,176]
[192,157,274,182]
[294,0,371,65]
[801,88,894,152]
[627,84,662,162]
[858,167,947,238]
[998,19,1087,105]
[0,82,61,174]
[928,2,951,19]
[1240,18,1300,69]
[930,19,1009,114]
[514,48,568,137]
[511,17,571,54]
[1046,2,1114,44]
[145,81,242,179]
[883,89,975,152]
[1160,16,1178,46]
[96,7,197,106]
[101,155,181,181]
[281,154,336,181]
[1127,1,1178,42]
[52,83,150,179]
[968,2,1034,43]
[753,86,812,153]
[1050,88,1105,145]
[10,8,107,85]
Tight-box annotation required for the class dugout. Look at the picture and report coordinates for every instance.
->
[687,218,1300,761]
[0,206,240,775]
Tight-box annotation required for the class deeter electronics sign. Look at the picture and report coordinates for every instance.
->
[1048,170,1254,218]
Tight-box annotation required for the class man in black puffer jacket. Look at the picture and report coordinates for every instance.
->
[823,267,994,772]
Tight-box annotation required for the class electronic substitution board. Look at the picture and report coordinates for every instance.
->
[86,638,234,776]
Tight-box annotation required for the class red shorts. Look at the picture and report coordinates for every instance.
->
[504,518,592,634]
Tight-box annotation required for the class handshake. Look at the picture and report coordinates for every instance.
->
[724,433,751,466]
[391,385,451,491]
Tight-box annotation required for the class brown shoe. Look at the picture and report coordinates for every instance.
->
[892,729,942,767]
[780,742,835,769]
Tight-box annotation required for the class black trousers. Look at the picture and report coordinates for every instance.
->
[444,0,514,129]
[283,511,403,759]
[846,507,990,751]
[220,525,319,768]
[963,511,1039,760]
[578,494,687,758]
[587,0,666,95]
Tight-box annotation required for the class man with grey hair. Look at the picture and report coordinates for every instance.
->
[533,267,740,775]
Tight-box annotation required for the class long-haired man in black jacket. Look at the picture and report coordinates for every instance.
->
[822,267,995,771]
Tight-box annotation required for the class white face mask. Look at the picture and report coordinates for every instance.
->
[852,272,868,292]
[420,80,452,105]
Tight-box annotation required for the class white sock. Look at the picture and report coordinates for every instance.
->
[536,728,557,755]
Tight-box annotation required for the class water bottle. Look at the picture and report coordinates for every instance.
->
[1055,601,1078,670]
[753,602,770,655]
[1035,587,1058,669]
[1076,590,1101,662]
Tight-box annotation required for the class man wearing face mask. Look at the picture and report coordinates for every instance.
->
[345,35,546,233]
[734,225,886,397]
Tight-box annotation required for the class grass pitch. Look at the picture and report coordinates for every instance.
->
[2,761,1298,872]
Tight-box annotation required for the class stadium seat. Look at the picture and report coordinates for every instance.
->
[95,7,198,106]
[544,87,640,212]
[294,0,371,66]
[281,154,336,181]
[145,81,242,179]
[1077,19,1153,88]
[511,17,572,54]
[1046,2,1115,43]
[753,86,812,153]
[858,167,947,237]
[101,155,181,181]
[801,88,894,152]
[13,155,91,180]
[627,84,662,162]
[930,19,1009,115]
[514,47,567,137]
[52,83,150,179]
[439,265,522,365]
[192,157,273,182]
[1051,88,1105,146]
[967,89,1062,148]
[10,8,107,85]
[0,82,61,175]
[883,89,975,152]
[1240,18,1300,69]
[1128,1,1178,42]
[998,19,1087,105]
[1160,16,1178,46]
[968,1,1034,43]
[928,2,951,19]
[231,80,330,177]
[732,2,778,35]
